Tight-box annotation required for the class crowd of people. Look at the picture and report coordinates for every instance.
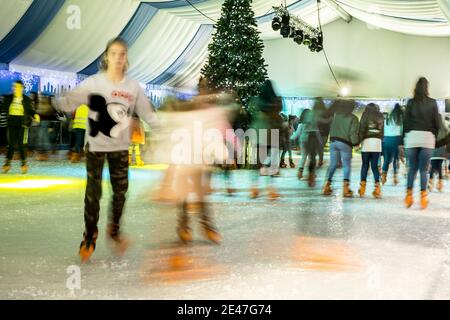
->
[1,37,448,264]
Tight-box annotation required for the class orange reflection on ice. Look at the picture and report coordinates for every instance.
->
[140,245,226,285]
[291,236,363,272]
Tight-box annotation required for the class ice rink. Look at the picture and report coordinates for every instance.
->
[1,155,449,299]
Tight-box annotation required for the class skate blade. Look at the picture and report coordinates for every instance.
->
[177,230,193,244]
[79,247,94,263]
[109,239,130,257]
[205,230,222,245]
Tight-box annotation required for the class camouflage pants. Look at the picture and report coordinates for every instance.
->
[84,148,129,238]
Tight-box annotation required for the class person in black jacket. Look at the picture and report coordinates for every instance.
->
[315,98,332,167]
[1,81,37,173]
[403,77,440,209]
[357,103,384,198]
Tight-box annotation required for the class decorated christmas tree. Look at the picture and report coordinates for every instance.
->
[201,0,268,107]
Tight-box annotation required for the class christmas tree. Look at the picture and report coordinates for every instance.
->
[201,0,268,107]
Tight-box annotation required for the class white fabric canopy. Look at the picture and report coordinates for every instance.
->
[12,0,140,71]
[127,10,201,83]
[1,0,449,92]
[0,0,33,42]
[337,0,450,36]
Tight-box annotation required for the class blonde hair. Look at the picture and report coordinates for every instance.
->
[99,37,130,73]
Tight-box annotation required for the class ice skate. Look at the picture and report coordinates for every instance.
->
[106,224,130,257]
[372,182,381,199]
[200,203,221,244]
[289,159,296,168]
[343,181,353,198]
[420,191,429,209]
[322,181,333,196]
[297,168,303,180]
[2,162,10,173]
[405,189,413,208]
[358,181,366,197]
[79,232,98,263]
[20,162,28,174]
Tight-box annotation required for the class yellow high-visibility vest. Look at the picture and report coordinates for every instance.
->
[73,104,89,130]
[9,97,24,116]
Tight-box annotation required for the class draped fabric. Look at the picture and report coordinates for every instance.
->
[126,10,202,84]
[0,0,33,43]
[0,0,65,63]
[145,0,210,9]
[79,3,159,75]
[336,0,450,36]
[0,0,449,91]
[149,24,214,85]
[12,0,140,72]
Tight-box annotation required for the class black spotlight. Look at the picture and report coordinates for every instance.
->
[293,30,303,45]
[289,28,296,38]
[272,16,281,31]
[280,25,290,38]
[280,13,290,38]
[315,33,323,52]
[315,42,323,52]
[303,34,311,46]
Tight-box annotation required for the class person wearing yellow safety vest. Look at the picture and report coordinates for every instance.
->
[129,115,145,166]
[1,80,38,174]
[71,104,89,163]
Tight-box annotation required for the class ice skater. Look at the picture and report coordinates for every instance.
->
[57,37,158,262]
[1,80,38,174]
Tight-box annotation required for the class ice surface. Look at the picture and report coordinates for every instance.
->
[1,155,449,299]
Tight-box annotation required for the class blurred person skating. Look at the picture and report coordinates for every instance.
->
[295,101,325,187]
[280,115,295,168]
[128,116,145,166]
[381,103,403,185]
[322,100,359,197]
[218,91,242,196]
[428,146,446,192]
[173,77,224,245]
[403,77,440,209]
[315,98,332,168]
[428,114,450,192]
[357,103,384,198]
[35,93,58,161]
[70,103,89,163]
[249,80,283,200]
[151,96,182,203]
[57,38,158,262]
[1,81,37,174]
[291,108,310,180]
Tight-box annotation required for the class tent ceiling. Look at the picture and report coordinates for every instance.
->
[0,0,449,91]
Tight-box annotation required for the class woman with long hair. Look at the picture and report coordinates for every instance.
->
[403,77,440,209]
[58,37,158,262]
[381,103,403,185]
[358,103,384,198]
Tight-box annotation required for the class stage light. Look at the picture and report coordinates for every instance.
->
[280,13,291,38]
[272,16,281,31]
[340,87,350,96]
[294,30,304,45]
[272,5,323,53]
[289,28,297,38]
[303,35,312,46]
